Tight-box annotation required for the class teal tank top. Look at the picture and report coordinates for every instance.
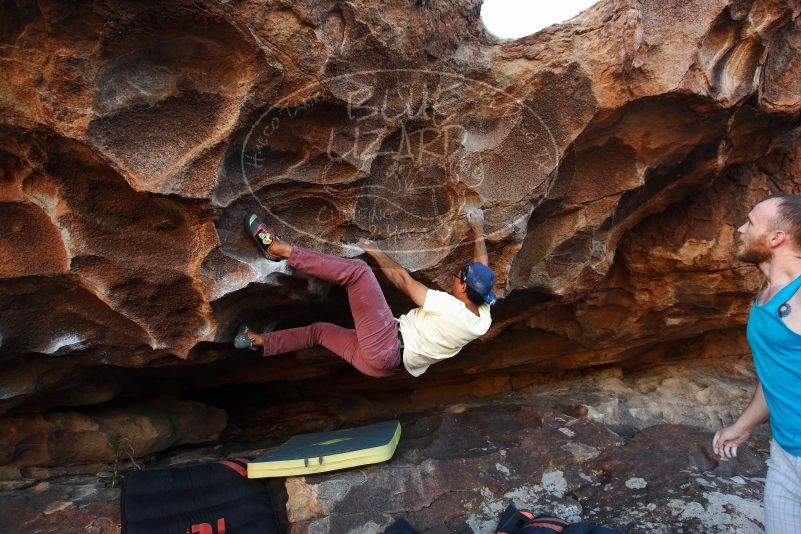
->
[747,272,801,455]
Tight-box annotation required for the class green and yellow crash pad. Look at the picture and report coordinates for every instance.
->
[247,419,401,478]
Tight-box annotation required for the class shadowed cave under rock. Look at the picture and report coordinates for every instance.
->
[1,0,801,532]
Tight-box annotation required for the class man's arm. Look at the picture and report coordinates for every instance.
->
[466,207,488,266]
[712,379,770,458]
[357,238,428,306]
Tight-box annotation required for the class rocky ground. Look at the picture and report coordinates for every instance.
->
[0,356,769,534]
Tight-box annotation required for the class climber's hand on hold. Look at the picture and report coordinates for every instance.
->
[465,206,485,234]
[357,237,379,255]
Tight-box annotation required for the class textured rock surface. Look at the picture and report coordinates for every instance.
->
[0,358,767,534]
[0,478,120,534]
[287,421,768,534]
[1,0,801,479]
[280,357,770,533]
[0,399,226,483]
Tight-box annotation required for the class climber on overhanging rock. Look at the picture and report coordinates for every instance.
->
[712,194,801,533]
[234,207,496,378]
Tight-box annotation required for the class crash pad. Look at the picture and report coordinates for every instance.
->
[248,419,401,478]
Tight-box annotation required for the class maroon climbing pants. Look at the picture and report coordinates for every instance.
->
[261,247,402,378]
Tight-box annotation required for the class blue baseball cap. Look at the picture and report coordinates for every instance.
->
[460,261,497,305]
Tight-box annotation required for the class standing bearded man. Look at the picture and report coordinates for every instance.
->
[713,194,801,533]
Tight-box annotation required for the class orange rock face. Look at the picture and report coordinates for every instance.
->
[1,0,800,471]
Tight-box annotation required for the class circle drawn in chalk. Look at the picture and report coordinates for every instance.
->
[240,69,559,255]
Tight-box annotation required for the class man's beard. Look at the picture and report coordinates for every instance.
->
[737,234,772,264]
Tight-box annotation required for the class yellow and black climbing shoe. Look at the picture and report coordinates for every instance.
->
[244,212,281,260]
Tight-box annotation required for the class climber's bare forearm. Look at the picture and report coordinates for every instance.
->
[364,247,428,306]
[367,249,407,287]
[470,226,488,266]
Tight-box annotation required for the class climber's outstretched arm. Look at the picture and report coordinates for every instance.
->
[357,238,428,307]
[466,206,488,266]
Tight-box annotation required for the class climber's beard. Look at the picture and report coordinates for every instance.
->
[737,232,772,265]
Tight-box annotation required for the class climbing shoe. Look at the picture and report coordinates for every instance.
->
[244,212,281,260]
[234,323,277,351]
[234,324,258,350]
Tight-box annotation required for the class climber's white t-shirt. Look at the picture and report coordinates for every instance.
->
[397,289,491,377]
